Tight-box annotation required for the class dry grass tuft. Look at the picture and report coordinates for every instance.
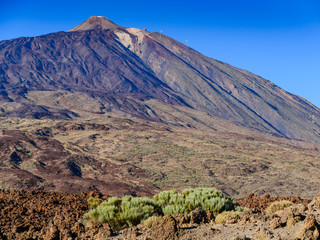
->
[265,200,292,214]
[215,211,241,224]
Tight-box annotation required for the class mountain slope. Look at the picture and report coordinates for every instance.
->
[115,28,320,141]
[0,16,319,142]
[1,116,320,199]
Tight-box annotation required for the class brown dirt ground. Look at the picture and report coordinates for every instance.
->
[1,116,320,200]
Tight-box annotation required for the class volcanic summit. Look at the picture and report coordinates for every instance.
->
[68,16,124,31]
[0,16,319,143]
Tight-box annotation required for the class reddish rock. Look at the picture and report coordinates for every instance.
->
[0,189,89,239]
[237,194,310,212]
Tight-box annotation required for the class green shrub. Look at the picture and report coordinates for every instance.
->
[87,197,101,209]
[153,188,239,215]
[215,211,241,224]
[143,215,159,228]
[84,188,241,230]
[84,196,162,230]
[265,200,292,214]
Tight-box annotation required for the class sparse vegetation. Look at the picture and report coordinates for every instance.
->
[84,188,242,230]
[1,116,320,200]
[143,215,159,228]
[153,188,242,215]
[87,197,101,209]
[215,211,241,224]
[84,196,162,230]
[265,200,292,214]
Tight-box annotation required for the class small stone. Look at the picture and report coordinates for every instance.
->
[304,215,317,231]
[286,215,301,227]
[255,228,271,240]
[317,188,320,199]
[45,225,60,240]
[87,190,103,199]
[269,217,282,229]
[210,228,221,234]
[226,218,237,224]
[130,229,142,239]
[308,199,320,210]
[241,214,251,223]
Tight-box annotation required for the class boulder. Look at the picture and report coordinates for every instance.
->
[149,215,178,240]
[296,214,320,240]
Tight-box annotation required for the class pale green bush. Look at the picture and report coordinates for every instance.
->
[153,188,239,215]
[265,200,292,214]
[84,188,241,230]
[84,196,162,229]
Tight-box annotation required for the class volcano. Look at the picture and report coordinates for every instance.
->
[0,16,319,142]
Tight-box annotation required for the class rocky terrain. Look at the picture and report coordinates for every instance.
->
[1,188,319,240]
[1,115,320,199]
[0,116,156,197]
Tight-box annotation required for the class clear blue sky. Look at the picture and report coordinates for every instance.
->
[1,0,320,107]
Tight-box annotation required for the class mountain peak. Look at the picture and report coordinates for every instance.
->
[68,16,123,32]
